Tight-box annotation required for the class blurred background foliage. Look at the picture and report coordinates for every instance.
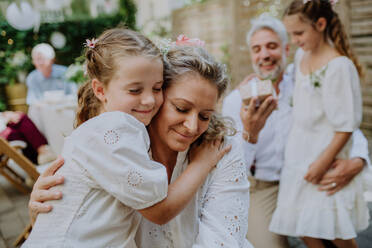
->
[0,0,136,111]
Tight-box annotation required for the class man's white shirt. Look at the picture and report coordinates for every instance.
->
[222,64,371,182]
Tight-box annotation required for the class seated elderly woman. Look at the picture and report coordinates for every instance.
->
[0,111,56,164]
[26,43,77,105]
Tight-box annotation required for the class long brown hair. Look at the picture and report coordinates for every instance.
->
[75,28,162,127]
[284,0,363,77]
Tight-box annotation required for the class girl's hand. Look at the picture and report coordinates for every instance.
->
[318,158,365,195]
[29,157,65,225]
[189,138,232,171]
[304,159,330,184]
[305,132,352,185]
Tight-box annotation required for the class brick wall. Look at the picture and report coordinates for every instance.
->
[350,1,372,140]
[172,0,291,88]
[172,0,372,141]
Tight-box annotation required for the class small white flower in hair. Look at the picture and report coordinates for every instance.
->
[84,38,99,49]
[153,37,172,56]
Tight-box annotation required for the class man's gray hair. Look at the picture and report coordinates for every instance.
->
[246,14,288,47]
[31,43,55,60]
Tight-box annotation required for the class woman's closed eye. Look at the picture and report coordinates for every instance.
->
[175,106,210,121]
[199,114,210,121]
[175,105,188,113]
[153,87,162,92]
[128,88,142,94]
[294,31,304,36]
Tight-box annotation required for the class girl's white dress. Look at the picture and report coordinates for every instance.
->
[135,137,253,248]
[269,49,370,239]
[23,111,168,248]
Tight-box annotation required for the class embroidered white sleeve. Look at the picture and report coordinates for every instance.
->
[322,58,362,132]
[193,138,252,248]
[71,111,168,210]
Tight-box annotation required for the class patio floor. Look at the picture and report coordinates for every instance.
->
[0,162,372,248]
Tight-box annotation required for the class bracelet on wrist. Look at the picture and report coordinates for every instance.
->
[242,130,250,142]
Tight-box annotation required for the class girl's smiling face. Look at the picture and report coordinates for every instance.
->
[283,14,325,52]
[93,56,164,126]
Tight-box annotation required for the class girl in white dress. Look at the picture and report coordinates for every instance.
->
[269,1,369,247]
[23,29,230,248]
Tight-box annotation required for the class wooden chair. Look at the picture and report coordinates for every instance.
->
[0,137,39,194]
[0,137,40,246]
[13,223,32,247]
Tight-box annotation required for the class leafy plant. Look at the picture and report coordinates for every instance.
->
[65,56,87,85]
[0,0,137,111]
[184,0,209,6]
[3,50,31,85]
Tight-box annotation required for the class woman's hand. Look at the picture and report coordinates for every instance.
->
[29,157,65,225]
[304,159,330,184]
[189,138,232,171]
[318,158,365,195]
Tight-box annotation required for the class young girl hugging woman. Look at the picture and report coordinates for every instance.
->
[22,28,230,248]
[269,1,369,247]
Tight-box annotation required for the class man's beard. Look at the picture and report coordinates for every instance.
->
[252,53,286,82]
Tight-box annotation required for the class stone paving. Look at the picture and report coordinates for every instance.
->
[0,176,30,248]
[0,165,371,247]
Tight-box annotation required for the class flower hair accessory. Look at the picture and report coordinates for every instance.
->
[153,37,172,56]
[174,34,205,47]
[84,38,99,49]
[152,35,206,57]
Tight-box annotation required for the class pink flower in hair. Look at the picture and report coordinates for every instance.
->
[175,34,205,47]
[85,38,99,49]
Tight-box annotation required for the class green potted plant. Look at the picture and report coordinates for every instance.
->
[4,50,31,112]
[65,57,88,85]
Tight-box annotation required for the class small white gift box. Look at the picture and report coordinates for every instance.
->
[239,78,275,105]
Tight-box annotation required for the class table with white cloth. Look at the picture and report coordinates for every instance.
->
[28,95,77,155]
